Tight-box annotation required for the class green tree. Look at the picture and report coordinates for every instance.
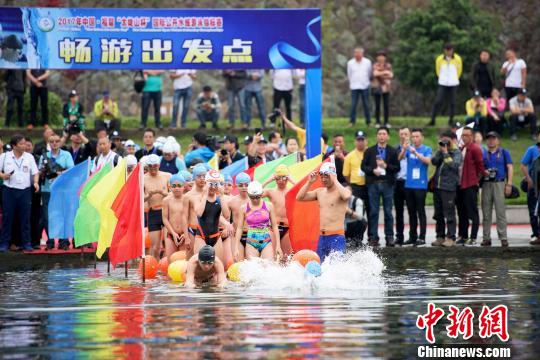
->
[393,0,501,96]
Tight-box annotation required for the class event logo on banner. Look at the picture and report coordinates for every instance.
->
[0,7,321,70]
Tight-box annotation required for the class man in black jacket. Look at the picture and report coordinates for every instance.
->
[361,127,400,247]
[470,50,497,98]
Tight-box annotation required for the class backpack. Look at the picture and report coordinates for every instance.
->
[134,71,145,93]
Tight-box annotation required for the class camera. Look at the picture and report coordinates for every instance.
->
[40,154,65,184]
[438,140,450,147]
[64,120,82,136]
[267,108,282,124]
[220,149,228,156]
[484,168,498,182]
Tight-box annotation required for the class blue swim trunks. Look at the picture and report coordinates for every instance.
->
[317,235,346,261]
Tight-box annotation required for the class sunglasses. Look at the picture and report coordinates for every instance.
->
[208,182,220,187]
[249,195,262,199]
[170,183,183,188]
[237,183,249,188]
[276,176,288,181]
[200,260,214,265]
[148,164,159,168]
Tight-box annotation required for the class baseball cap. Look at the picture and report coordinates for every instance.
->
[102,90,110,97]
[69,89,77,98]
[124,139,136,147]
[520,88,528,95]
[485,131,500,139]
[319,162,337,175]
[198,245,215,263]
[221,135,238,144]
[473,90,481,97]
[258,136,268,144]
[355,131,366,140]
[243,135,253,145]
[110,131,121,140]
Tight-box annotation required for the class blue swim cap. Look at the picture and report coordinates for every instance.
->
[305,261,322,277]
[180,170,193,182]
[235,172,251,185]
[192,163,208,177]
[223,174,233,184]
[169,173,185,185]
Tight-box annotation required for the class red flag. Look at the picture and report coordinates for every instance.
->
[109,164,144,267]
[285,159,330,252]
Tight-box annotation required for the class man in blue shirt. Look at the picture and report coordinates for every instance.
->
[38,133,75,250]
[184,132,215,167]
[520,129,540,242]
[481,132,513,247]
[400,128,432,246]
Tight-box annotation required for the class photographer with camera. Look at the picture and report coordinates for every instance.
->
[480,132,513,247]
[184,132,215,167]
[62,130,96,165]
[63,90,85,135]
[218,135,244,170]
[196,85,221,130]
[94,90,120,133]
[431,131,462,247]
[247,131,275,168]
[38,133,74,250]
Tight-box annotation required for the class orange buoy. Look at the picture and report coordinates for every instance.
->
[138,255,159,279]
[292,249,321,267]
[158,257,169,274]
[169,250,186,263]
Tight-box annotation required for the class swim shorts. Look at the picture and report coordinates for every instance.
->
[317,234,346,261]
[146,208,163,232]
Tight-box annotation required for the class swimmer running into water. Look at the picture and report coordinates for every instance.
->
[162,173,187,261]
[234,181,283,261]
[262,164,296,256]
[296,162,351,261]
[185,245,227,288]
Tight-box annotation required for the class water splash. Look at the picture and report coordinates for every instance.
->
[233,249,387,295]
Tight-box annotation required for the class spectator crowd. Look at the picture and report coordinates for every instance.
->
[0,44,539,254]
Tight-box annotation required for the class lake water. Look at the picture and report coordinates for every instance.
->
[0,250,538,359]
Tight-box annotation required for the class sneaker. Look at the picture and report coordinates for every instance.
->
[386,124,392,129]
[501,239,509,247]
[529,238,540,245]
[59,244,69,251]
[511,135,517,141]
[455,238,466,246]
[46,244,55,251]
[442,238,455,247]
[394,239,404,247]
[368,239,380,247]
[416,239,426,246]
[138,125,145,131]
[432,238,444,246]
[402,239,416,246]
[385,238,395,247]
[465,238,477,246]
[375,123,381,129]
[481,240,492,246]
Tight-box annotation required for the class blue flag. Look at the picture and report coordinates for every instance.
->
[221,158,248,178]
[48,159,90,239]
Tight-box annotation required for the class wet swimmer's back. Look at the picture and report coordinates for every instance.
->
[185,245,227,288]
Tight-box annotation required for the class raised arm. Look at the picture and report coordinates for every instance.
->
[296,172,318,201]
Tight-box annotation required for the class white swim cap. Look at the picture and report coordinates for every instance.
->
[146,154,160,166]
[125,154,137,167]
[247,181,263,196]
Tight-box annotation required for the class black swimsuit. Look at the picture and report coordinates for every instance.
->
[195,197,222,247]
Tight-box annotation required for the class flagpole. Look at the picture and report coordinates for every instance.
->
[125,261,128,278]
[140,163,146,283]
[107,257,110,274]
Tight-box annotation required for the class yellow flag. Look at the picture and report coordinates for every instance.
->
[287,154,322,187]
[208,153,219,170]
[88,158,127,258]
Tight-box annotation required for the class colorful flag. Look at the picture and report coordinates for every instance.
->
[89,159,127,258]
[266,154,321,189]
[73,163,112,247]
[207,152,219,170]
[254,152,297,184]
[221,157,248,178]
[285,158,330,252]
[109,164,144,267]
[48,159,90,239]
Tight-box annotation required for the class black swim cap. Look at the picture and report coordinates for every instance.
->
[199,245,215,263]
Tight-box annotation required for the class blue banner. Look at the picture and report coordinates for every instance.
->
[0,7,321,70]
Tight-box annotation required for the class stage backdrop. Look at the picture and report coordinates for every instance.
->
[0,7,321,70]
